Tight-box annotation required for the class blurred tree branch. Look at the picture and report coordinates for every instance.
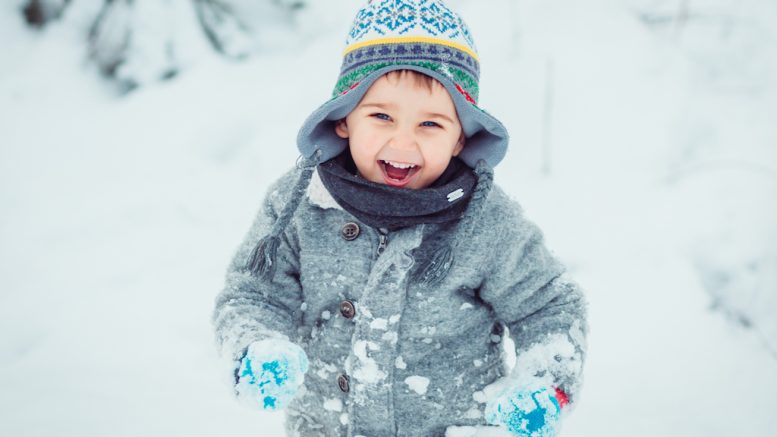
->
[87,0,134,79]
[193,0,252,59]
[21,0,308,91]
[23,0,71,27]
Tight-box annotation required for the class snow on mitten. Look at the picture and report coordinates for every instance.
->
[235,339,309,411]
[484,382,568,437]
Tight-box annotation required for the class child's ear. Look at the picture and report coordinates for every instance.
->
[452,132,466,156]
[334,119,349,139]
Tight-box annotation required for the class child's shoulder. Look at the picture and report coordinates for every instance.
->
[482,182,527,223]
[261,165,303,211]
[477,182,546,242]
[267,165,302,192]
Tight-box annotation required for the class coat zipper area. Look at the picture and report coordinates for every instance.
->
[376,227,389,257]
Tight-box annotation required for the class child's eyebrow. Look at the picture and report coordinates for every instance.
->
[421,112,455,124]
[360,102,395,110]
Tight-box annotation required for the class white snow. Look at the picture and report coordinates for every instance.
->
[395,355,407,369]
[369,318,388,330]
[459,302,474,310]
[508,332,582,392]
[314,360,337,380]
[404,375,430,395]
[352,340,386,384]
[358,306,373,319]
[1,0,776,436]
[381,331,398,344]
[420,326,437,335]
[323,398,343,412]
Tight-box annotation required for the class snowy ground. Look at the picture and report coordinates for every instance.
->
[1,0,775,436]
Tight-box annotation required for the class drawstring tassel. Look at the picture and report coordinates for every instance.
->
[416,159,494,287]
[245,235,281,278]
[244,149,321,279]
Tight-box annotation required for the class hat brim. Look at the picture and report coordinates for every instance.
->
[296,64,509,169]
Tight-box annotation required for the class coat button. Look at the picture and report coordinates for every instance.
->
[337,373,350,393]
[340,299,356,319]
[341,222,360,241]
[490,322,504,343]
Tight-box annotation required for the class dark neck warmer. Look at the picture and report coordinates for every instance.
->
[316,149,477,230]
[243,146,494,289]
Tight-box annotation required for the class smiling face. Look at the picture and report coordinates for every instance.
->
[334,70,465,189]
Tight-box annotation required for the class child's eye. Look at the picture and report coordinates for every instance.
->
[371,113,391,121]
[421,121,441,128]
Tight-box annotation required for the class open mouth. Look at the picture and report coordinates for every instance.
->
[379,159,422,187]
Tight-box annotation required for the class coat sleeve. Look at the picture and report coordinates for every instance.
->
[211,168,304,371]
[477,197,588,404]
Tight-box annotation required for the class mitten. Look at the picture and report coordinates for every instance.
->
[484,382,569,437]
[235,339,309,411]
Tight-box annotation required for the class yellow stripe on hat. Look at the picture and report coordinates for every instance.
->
[343,36,479,62]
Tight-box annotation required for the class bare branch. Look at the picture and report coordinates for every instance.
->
[22,0,71,27]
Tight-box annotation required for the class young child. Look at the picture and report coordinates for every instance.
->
[212,1,588,436]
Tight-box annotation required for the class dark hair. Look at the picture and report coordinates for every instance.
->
[383,69,440,92]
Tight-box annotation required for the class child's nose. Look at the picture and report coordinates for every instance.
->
[389,130,418,150]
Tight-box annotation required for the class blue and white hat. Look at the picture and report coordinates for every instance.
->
[297,0,509,169]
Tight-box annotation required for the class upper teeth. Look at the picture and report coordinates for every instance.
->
[384,160,417,169]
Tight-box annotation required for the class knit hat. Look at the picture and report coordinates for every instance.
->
[246,0,504,286]
[296,0,509,169]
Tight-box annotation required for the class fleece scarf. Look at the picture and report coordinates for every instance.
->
[316,150,477,231]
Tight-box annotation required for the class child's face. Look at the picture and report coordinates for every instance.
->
[334,72,465,189]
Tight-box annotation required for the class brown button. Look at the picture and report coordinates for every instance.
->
[340,300,356,319]
[337,373,350,393]
[341,222,360,241]
[490,322,504,343]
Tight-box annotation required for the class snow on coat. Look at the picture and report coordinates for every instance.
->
[212,166,588,437]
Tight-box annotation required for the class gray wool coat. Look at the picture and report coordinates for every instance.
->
[212,166,588,437]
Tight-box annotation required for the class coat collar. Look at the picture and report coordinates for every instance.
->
[306,167,344,211]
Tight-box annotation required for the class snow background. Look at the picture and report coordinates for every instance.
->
[1,0,775,436]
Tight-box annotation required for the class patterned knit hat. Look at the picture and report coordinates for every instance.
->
[296,0,509,169]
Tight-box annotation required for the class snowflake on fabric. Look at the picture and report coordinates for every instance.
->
[418,0,459,38]
[458,17,476,50]
[349,5,376,42]
[344,0,478,51]
[373,0,417,35]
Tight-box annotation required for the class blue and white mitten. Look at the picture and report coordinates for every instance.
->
[484,383,567,437]
[235,339,309,411]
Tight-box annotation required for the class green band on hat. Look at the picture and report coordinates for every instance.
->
[332,59,479,102]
